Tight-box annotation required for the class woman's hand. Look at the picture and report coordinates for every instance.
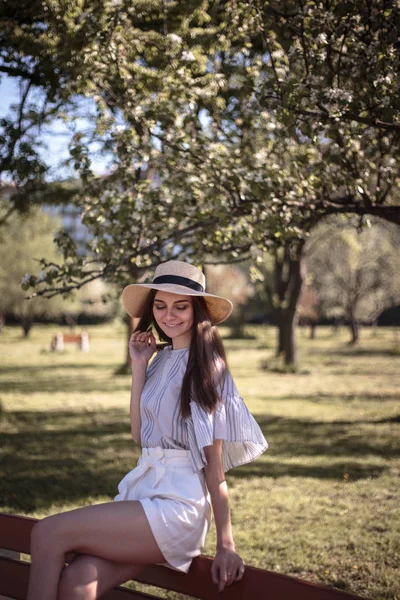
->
[211,546,245,592]
[129,329,156,364]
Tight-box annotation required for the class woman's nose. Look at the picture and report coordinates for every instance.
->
[166,307,176,319]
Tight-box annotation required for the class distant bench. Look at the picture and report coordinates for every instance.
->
[51,332,89,352]
[0,513,366,600]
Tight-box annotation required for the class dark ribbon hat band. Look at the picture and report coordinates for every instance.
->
[152,274,205,293]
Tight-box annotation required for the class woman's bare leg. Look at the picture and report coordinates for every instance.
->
[27,501,165,600]
[58,554,144,600]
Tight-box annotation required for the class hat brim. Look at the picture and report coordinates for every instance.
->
[122,283,233,325]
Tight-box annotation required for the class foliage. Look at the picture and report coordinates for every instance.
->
[2,0,399,369]
[0,0,398,301]
[0,208,116,333]
[0,0,85,221]
[206,263,254,337]
[0,209,72,334]
[305,218,400,341]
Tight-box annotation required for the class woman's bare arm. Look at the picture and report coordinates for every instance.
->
[129,330,156,444]
[204,441,245,592]
[130,362,147,444]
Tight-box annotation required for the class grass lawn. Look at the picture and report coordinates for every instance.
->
[0,323,399,599]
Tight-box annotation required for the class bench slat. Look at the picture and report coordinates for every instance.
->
[0,514,32,554]
[0,513,365,600]
[0,557,166,600]
[0,557,28,600]
[137,560,365,600]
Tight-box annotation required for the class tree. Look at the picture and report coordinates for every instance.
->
[205,263,254,338]
[305,218,400,344]
[250,241,305,364]
[298,285,320,339]
[209,0,400,362]
[2,1,399,366]
[0,209,72,336]
[0,0,87,223]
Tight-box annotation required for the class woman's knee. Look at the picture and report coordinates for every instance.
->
[30,517,53,552]
[58,562,96,600]
[30,515,64,556]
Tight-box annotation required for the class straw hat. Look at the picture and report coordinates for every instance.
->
[122,260,233,324]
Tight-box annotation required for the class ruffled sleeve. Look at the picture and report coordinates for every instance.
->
[187,371,268,473]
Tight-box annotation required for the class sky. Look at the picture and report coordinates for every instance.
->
[0,75,109,180]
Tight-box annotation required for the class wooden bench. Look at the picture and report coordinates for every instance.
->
[51,332,89,352]
[0,513,366,600]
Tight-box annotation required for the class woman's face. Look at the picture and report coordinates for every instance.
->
[153,291,194,349]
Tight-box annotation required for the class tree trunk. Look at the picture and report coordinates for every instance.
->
[281,309,299,365]
[22,317,33,337]
[276,310,284,356]
[349,315,359,345]
[230,303,246,338]
[274,240,305,366]
[310,322,316,339]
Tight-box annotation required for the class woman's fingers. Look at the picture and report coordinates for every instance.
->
[225,562,240,587]
[213,563,230,592]
[148,330,156,344]
[211,561,219,586]
[218,567,228,593]
[236,561,245,580]
[211,561,227,592]
[215,560,245,591]
[130,330,153,345]
[131,332,148,342]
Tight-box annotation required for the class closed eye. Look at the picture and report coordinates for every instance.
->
[154,304,189,311]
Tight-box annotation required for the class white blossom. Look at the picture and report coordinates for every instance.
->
[181,50,196,63]
[167,33,183,45]
[271,49,284,60]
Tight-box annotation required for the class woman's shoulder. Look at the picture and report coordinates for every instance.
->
[147,345,189,374]
[146,346,167,375]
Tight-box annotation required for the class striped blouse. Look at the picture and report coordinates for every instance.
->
[140,345,268,473]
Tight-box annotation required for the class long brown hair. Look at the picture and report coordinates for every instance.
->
[134,292,227,418]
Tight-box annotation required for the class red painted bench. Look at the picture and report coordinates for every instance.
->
[50,332,89,352]
[0,513,366,600]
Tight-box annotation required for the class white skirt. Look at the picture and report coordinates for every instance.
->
[114,447,211,572]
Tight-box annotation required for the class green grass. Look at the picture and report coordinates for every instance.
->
[1,323,399,599]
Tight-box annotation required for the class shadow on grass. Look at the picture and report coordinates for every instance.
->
[0,364,121,375]
[0,373,131,395]
[229,460,386,481]
[275,392,400,403]
[322,347,400,358]
[257,415,400,459]
[0,409,138,512]
[1,406,398,512]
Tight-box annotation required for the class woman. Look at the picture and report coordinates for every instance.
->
[27,260,268,600]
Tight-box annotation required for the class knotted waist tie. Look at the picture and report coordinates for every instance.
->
[114,447,192,502]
